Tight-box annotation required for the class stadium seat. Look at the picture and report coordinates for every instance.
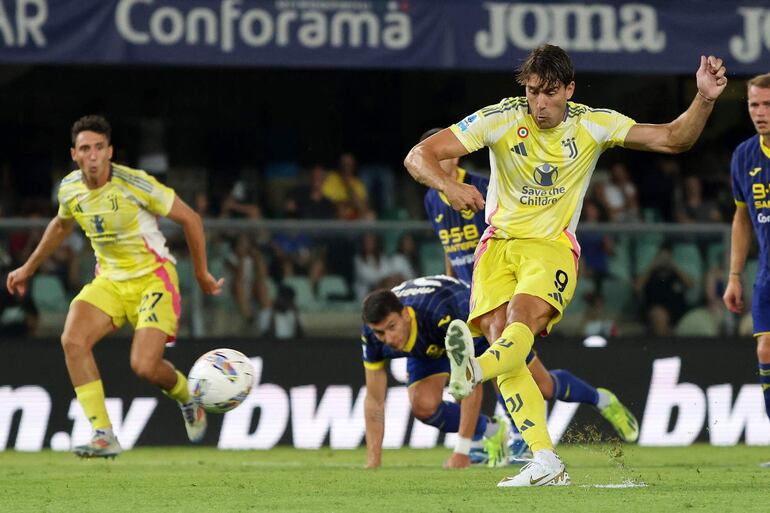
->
[672,243,703,305]
[381,207,409,220]
[31,274,68,313]
[608,235,632,281]
[282,276,320,311]
[382,231,402,255]
[567,275,594,315]
[265,276,278,302]
[174,256,194,294]
[706,241,726,270]
[633,235,662,276]
[75,247,97,285]
[419,242,446,276]
[674,307,718,336]
[317,274,350,302]
[601,276,633,315]
[641,207,662,223]
[208,255,235,308]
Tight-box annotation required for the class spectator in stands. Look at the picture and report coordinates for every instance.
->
[579,199,612,294]
[193,191,211,218]
[322,152,374,220]
[358,162,396,217]
[638,157,680,222]
[226,233,273,329]
[354,233,404,300]
[389,234,419,282]
[0,297,38,336]
[704,262,730,334]
[47,231,85,293]
[268,197,327,299]
[266,284,303,339]
[270,200,314,278]
[635,243,693,336]
[220,179,262,220]
[595,162,640,222]
[294,165,337,219]
[580,292,617,337]
[0,271,38,337]
[8,199,49,267]
[675,175,722,223]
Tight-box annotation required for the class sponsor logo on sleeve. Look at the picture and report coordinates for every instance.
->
[457,114,479,132]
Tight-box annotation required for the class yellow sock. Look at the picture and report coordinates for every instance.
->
[163,370,191,404]
[498,368,554,453]
[477,322,534,380]
[74,379,111,430]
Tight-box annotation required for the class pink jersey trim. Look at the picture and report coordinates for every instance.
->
[563,229,581,272]
[154,264,181,342]
[143,237,169,264]
[470,226,497,306]
[562,229,581,257]
[485,205,499,229]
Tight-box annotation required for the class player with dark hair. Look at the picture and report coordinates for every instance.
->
[723,72,770,468]
[7,115,224,458]
[405,44,727,486]
[361,276,508,469]
[419,127,639,465]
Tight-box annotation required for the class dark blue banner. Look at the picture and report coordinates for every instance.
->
[1,0,769,73]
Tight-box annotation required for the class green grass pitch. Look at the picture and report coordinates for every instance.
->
[2,444,769,512]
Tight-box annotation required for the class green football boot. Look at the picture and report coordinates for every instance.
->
[484,416,511,468]
[597,388,639,443]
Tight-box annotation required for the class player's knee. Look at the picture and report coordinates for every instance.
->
[411,394,440,420]
[60,332,89,355]
[479,307,506,341]
[130,356,157,382]
[757,338,770,362]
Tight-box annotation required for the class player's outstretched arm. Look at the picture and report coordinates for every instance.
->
[363,367,387,469]
[624,55,727,154]
[404,129,484,213]
[444,385,483,469]
[724,206,752,314]
[6,216,74,296]
[165,195,224,295]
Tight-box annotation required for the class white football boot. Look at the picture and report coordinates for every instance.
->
[444,319,478,401]
[497,450,570,487]
[72,429,122,459]
[180,402,207,443]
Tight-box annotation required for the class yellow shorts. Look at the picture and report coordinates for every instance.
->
[73,261,182,340]
[468,236,578,336]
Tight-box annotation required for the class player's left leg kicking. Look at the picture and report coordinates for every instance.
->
[446,238,575,486]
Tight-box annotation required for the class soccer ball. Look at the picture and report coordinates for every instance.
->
[188,348,255,413]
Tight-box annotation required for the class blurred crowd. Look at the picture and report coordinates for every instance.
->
[0,148,751,339]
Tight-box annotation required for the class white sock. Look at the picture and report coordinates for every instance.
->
[534,449,562,469]
[470,358,483,384]
[596,390,611,410]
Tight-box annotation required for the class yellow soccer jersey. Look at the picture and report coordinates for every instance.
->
[450,97,635,246]
[57,163,177,281]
